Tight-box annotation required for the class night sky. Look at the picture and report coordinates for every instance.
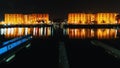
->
[0,0,120,20]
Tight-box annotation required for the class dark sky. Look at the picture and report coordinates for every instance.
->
[0,0,120,20]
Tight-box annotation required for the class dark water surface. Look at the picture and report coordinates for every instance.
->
[0,27,120,67]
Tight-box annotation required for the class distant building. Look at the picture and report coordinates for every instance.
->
[4,14,24,24]
[96,13,117,24]
[68,13,118,24]
[4,13,49,24]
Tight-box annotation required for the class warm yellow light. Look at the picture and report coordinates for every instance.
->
[4,13,50,25]
[67,28,117,39]
[68,13,118,24]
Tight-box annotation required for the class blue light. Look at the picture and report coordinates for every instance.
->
[2,35,28,46]
[21,39,27,43]
[0,46,7,55]
[3,37,20,46]
[7,37,31,50]
[0,35,32,55]
[7,41,22,50]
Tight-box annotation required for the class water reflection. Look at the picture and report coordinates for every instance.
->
[66,28,117,39]
[0,27,53,38]
[0,27,119,39]
[33,27,52,38]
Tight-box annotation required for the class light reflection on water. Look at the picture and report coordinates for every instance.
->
[0,27,120,39]
[65,28,118,39]
[0,27,53,38]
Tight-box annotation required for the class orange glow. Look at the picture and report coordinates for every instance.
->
[33,27,51,38]
[68,13,88,24]
[96,13,117,24]
[68,13,118,24]
[4,28,26,38]
[97,29,117,39]
[2,27,52,38]
[5,14,24,24]
[68,28,95,39]
[4,14,49,24]
[67,28,117,39]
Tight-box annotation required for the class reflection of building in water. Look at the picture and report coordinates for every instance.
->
[68,29,95,39]
[4,14,49,24]
[67,28,117,39]
[97,29,117,39]
[0,27,52,38]
[68,13,118,24]
[32,27,52,38]
[1,28,31,38]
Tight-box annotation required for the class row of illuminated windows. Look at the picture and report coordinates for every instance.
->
[68,13,118,24]
[4,14,49,24]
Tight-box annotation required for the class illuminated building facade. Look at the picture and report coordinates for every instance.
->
[5,14,24,24]
[96,13,117,24]
[4,14,49,24]
[68,13,118,24]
